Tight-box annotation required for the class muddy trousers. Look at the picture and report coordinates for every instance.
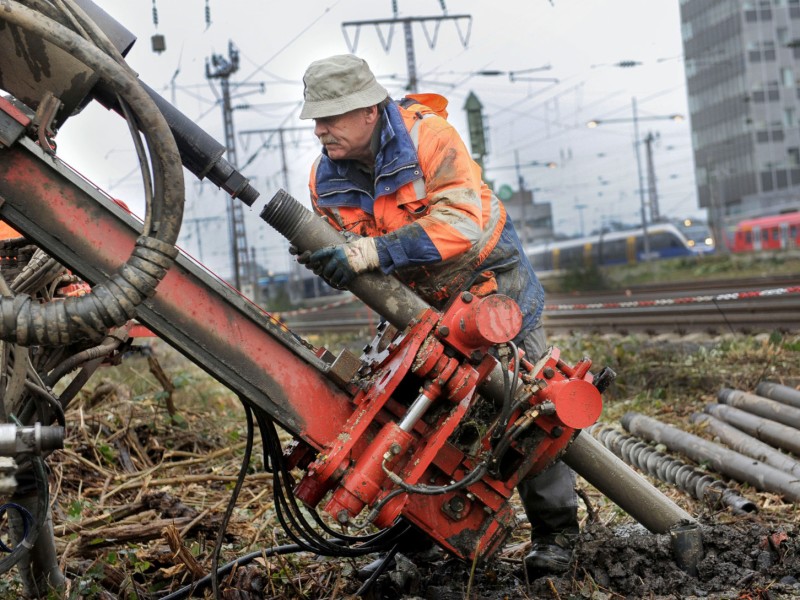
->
[516,323,580,540]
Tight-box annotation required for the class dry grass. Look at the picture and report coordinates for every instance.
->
[2,331,799,599]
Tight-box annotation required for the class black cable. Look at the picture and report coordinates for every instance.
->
[257,408,409,556]
[353,542,400,598]
[23,381,65,428]
[0,449,47,576]
[258,411,388,551]
[158,544,303,600]
[383,459,489,496]
[0,503,33,553]
[210,400,254,600]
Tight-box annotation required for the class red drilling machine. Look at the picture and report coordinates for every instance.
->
[0,2,699,596]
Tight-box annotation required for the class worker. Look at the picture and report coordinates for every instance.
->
[294,54,579,578]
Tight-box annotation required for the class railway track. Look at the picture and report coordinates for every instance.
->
[279,275,800,337]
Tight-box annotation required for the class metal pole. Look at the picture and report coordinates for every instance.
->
[644,132,660,222]
[206,42,250,290]
[704,403,800,456]
[756,381,800,410]
[632,97,650,260]
[718,388,800,430]
[515,150,527,246]
[691,413,800,477]
[402,19,418,93]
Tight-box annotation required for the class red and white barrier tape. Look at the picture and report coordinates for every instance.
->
[544,286,800,312]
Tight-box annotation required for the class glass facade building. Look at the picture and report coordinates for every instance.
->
[680,0,800,226]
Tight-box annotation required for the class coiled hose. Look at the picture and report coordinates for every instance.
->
[0,0,184,346]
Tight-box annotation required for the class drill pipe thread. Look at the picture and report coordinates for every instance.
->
[588,424,756,514]
[259,190,317,244]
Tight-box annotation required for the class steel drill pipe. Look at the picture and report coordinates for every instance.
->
[622,412,800,502]
[756,381,800,410]
[704,403,800,456]
[588,423,756,514]
[718,388,800,430]
[261,189,696,535]
[690,413,800,478]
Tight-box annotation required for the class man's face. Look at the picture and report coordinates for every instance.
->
[314,106,377,163]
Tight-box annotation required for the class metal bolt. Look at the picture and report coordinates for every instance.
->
[438,325,450,337]
[389,443,402,455]
[543,366,555,379]
[470,350,483,362]
[461,291,474,303]
[551,426,564,438]
[337,510,350,524]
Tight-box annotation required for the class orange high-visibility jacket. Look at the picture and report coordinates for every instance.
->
[309,94,544,327]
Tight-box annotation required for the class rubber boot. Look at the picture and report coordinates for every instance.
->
[8,494,66,598]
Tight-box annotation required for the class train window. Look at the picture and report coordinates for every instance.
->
[762,229,770,241]
[560,246,584,267]
[745,231,752,244]
[791,225,798,239]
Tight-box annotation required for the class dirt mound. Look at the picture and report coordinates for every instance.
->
[365,518,799,600]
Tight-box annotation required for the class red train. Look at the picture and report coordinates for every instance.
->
[731,211,800,252]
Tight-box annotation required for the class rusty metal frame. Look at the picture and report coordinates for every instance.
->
[0,136,353,447]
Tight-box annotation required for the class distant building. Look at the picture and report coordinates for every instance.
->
[679,1,800,231]
[501,189,554,245]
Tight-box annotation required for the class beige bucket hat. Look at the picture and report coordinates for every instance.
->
[299,54,389,119]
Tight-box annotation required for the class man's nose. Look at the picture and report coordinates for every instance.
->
[314,120,327,137]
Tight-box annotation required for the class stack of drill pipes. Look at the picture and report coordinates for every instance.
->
[718,388,800,430]
[704,404,800,456]
[587,423,756,514]
[690,413,800,477]
[621,412,800,503]
[756,381,800,410]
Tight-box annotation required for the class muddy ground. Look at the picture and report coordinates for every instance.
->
[6,333,800,599]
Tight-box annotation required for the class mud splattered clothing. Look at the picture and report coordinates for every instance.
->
[308,94,544,337]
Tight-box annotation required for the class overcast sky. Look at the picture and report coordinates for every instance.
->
[57,0,697,279]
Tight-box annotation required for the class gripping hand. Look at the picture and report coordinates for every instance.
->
[301,237,380,289]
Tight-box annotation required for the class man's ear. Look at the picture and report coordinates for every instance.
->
[364,105,380,124]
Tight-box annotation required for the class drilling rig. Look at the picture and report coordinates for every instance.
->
[0,1,700,596]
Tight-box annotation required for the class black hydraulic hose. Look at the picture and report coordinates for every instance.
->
[257,409,408,557]
[210,401,254,600]
[255,412,379,545]
[0,452,48,576]
[382,459,489,496]
[22,381,65,428]
[0,2,184,346]
[44,337,121,387]
[353,543,401,598]
[158,544,304,600]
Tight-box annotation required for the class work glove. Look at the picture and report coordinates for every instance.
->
[293,237,380,289]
